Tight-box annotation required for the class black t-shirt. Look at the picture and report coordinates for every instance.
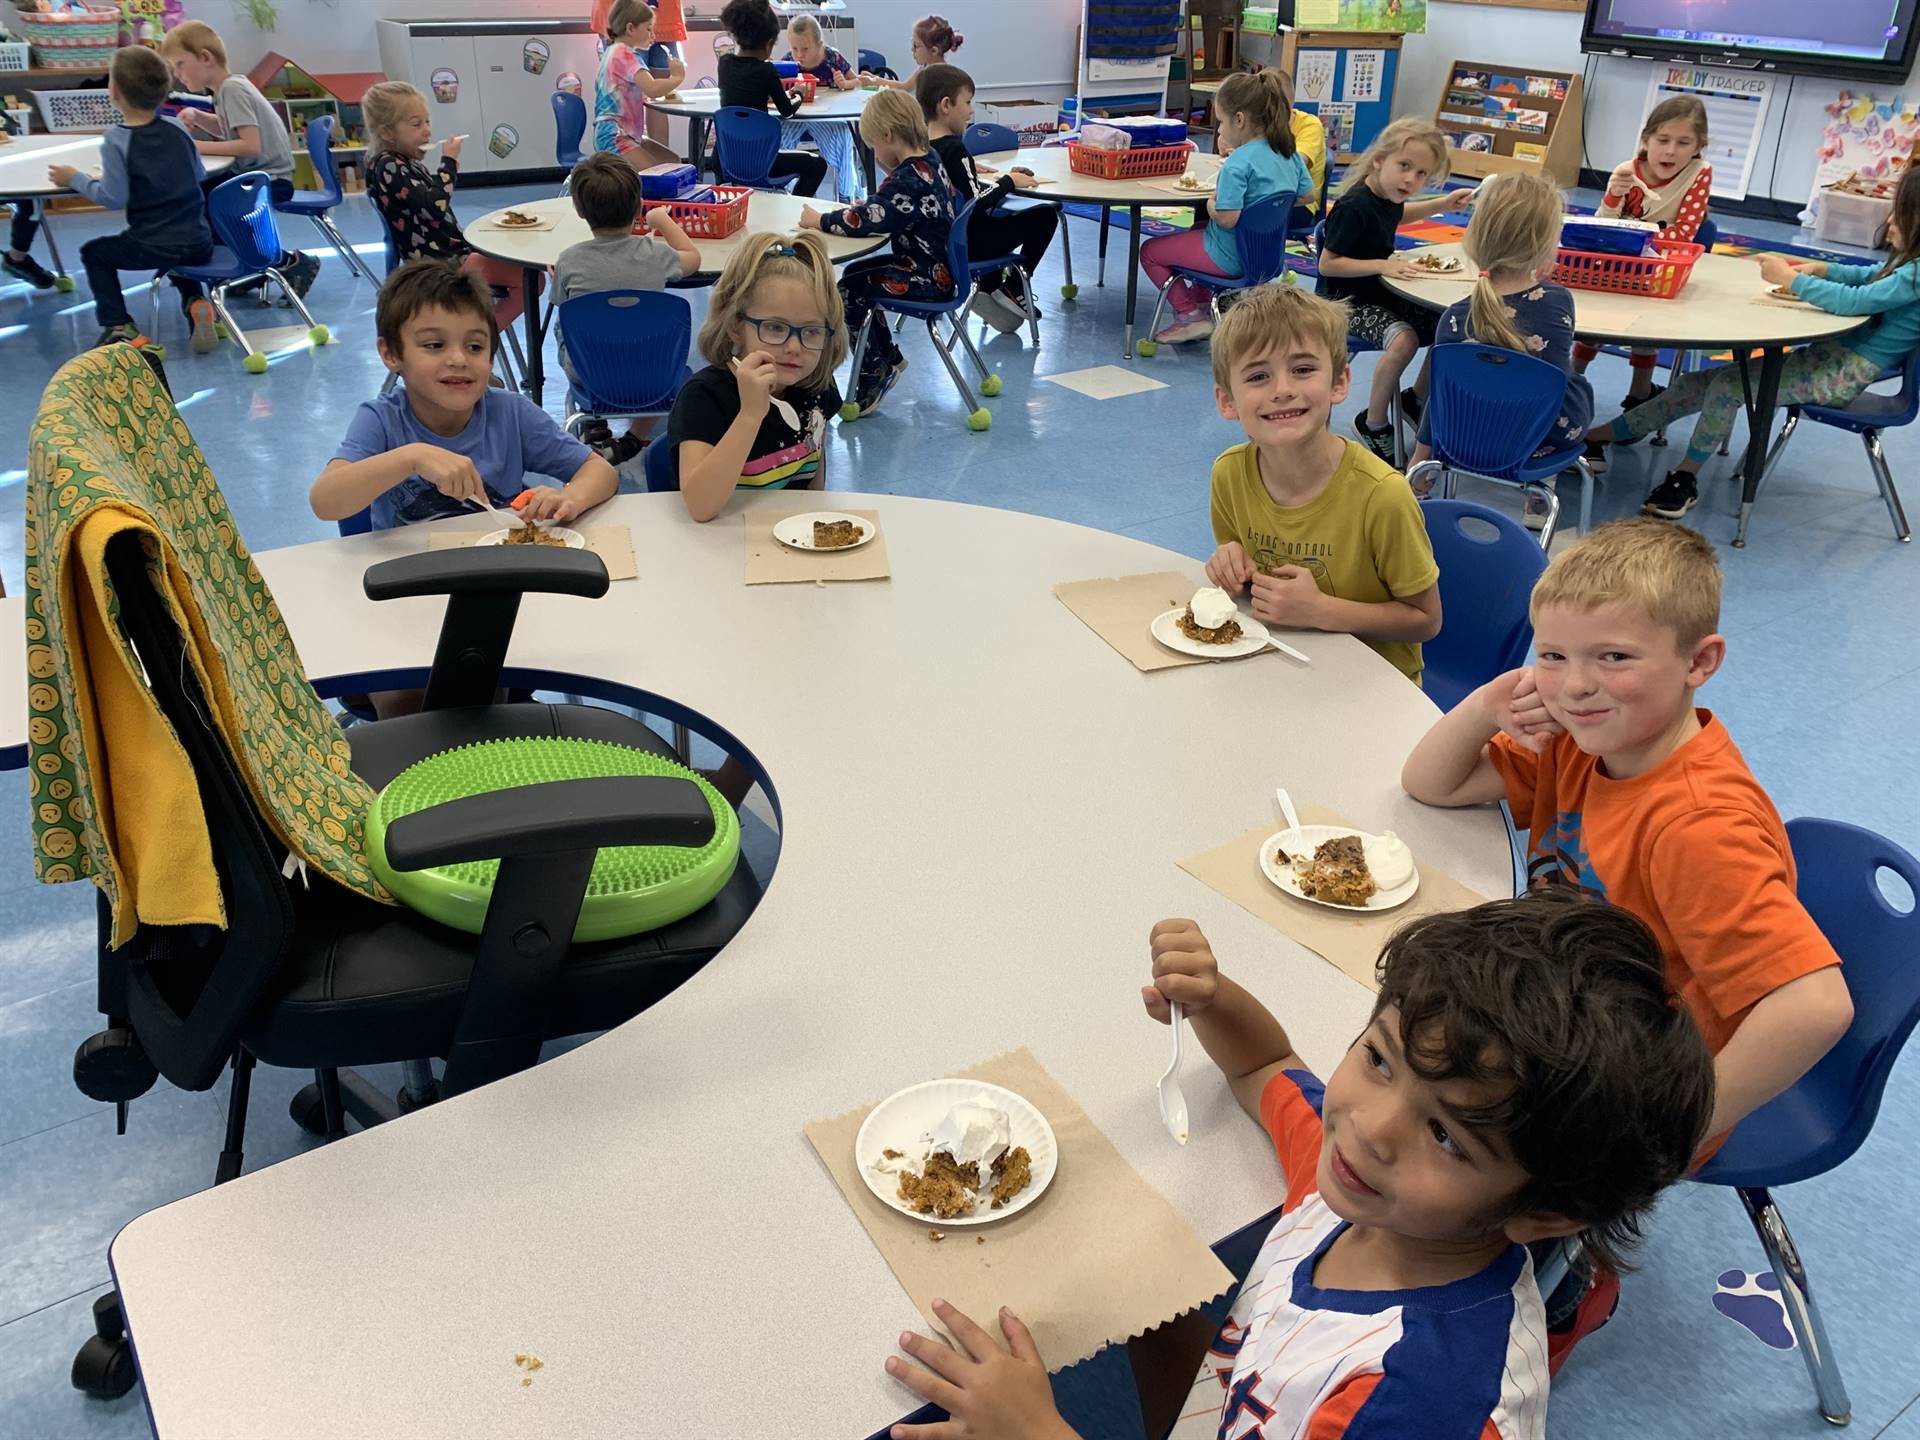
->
[666,363,841,492]
[928,134,1011,235]
[1316,184,1404,309]
[717,53,799,118]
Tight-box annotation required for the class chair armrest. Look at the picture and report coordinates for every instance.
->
[363,545,609,602]
[382,776,714,871]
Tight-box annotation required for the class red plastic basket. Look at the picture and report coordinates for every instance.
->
[1065,139,1193,181]
[1552,237,1705,300]
[639,184,751,239]
[783,75,818,104]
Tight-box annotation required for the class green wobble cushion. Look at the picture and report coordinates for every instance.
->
[368,737,740,942]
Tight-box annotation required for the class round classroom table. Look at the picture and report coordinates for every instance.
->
[83,492,1512,1439]
[1383,242,1868,548]
[649,84,877,194]
[976,145,1219,361]
[465,191,886,406]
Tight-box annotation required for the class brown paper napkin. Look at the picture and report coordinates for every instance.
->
[427,525,637,580]
[806,1047,1232,1370]
[1177,805,1492,991]
[1054,570,1238,673]
[744,507,890,584]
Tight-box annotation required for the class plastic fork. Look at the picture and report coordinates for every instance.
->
[1157,1002,1190,1146]
[1274,786,1306,850]
[730,355,801,429]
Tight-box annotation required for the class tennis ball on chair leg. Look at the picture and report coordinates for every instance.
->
[243,351,268,374]
[1061,282,1079,300]
[54,274,75,292]
[838,401,860,422]
[1136,339,1158,357]
[981,373,1002,397]
[967,407,991,431]
[307,324,330,346]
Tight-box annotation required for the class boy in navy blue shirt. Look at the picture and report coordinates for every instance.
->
[311,259,616,530]
[48,46,211,349]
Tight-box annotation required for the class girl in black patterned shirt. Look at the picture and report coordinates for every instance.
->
[800,89,955,413]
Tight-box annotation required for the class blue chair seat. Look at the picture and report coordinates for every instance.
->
[961,123,1075,304]
[172,247,244,284]
[1416,498,1547,713]
[1139,189,1296,358]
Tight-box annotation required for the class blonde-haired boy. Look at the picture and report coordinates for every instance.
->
[1402,517,1850,1147]
[1205,283,1441,683]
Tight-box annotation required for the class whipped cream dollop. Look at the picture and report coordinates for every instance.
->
[1362,831,1415,889]
[925,1094,1011,1171]
[1189,586,1237,630]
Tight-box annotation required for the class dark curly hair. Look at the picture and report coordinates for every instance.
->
[720,0,779,53]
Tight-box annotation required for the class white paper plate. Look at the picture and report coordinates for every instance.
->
[1259,824,1421,912]
[773,511,876,552]
[1150,606,1272,660]
[478,524,585,548]
[855,1078,1058,1227]
[1163,175,1216,194]
[1408,255,1466,275]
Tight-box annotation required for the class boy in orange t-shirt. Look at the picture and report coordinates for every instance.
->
[1402,519,1851,1146]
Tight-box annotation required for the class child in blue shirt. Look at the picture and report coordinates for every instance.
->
[311,260,616,531]
[1141,69,1313,347]
[1590,160,1920,521]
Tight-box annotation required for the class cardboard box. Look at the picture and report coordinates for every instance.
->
[976,98,1057,147]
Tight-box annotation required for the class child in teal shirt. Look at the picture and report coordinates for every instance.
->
[1141,69,1314,346]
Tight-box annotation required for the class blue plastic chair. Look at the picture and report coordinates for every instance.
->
[1404,343,1595,548]
[1415,498,1548,713]
[643,431,677,492]
[711,107,800,192]
[1751,346,1914,542]
[1138,188,1295,357]
[963,121,1075,304]
[843,194,997,430]
[1313,217,1405,464]
[557,289,694,436]
[271,114,377,285]
[857,47,895,78]
[552,90,587,175]
[1691,819,1920,1426]
[167,171,325,371]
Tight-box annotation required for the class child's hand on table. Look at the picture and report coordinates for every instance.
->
[1204,541,1254,592]
[731,348,778,420]
[1143,919,1219,1023]
[517,487,581,523]
[1007,170,1041,190]
[1380,256,1431,282]
[47,163,78,188]
[798,204,823,229]
[1249,565,1326,628]
[405,443,487,506]
[885,1299,1074,1440]
[1478,665,1562,752]
[1758,254,1809,287]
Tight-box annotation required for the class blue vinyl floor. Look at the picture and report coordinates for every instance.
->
[1,179,1916,1439]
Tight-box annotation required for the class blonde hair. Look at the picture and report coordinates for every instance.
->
[1529,518,1722,649]
[1214,69,1295,157]
[1211,283,1350,393]
[1638,97,1708,158]
[1341,116,1449,198]
[362,80,425,160]
[697,232,849,391]
[606,0,655,41]
[158,19,226,66]
[1462,171,1564,354]
[859,88,929,150]
[787,12,822,43]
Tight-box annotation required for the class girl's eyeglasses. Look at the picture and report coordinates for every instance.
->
[740,315,835,351]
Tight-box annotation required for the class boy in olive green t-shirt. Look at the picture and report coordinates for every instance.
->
[1204,286,1440,684]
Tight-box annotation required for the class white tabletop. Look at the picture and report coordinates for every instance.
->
[1383,241,1868,350]
[464,191,886,273]
[649,84,872,122]
[103,492,1511,1439]
[0,133,235,199]
[974,145,1213,209]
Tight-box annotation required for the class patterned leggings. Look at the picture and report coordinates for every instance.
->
[840,257,953,389]
[1606,339,1884,465]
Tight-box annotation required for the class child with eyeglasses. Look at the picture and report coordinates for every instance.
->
[667,230,850,522]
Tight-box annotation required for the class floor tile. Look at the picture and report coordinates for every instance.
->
[0,1284,152,1440]
[0,981,125,1148]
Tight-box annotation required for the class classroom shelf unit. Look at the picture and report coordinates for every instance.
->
[1432,59,1582,186]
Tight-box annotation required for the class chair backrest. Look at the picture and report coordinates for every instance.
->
[206,170,285,272]
[558,289,693,413]
[945,194,979,297]
[712,106,784,188]
[337,508,373,537]
[643,431,677,492]
[1425,343,1565,478]
[963,122,1020,158]
[552,89,587,167]
[300,113,344,205]
[1232,189,1297,287]
[1417,498,1548,713]
[858,47,893,77]
[1893,345,1920,421]
[374,201,400,276]
[1694,215,1719,248]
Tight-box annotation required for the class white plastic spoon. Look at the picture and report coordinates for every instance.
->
[730,355,801,429]
[1157,1002,1190,1146]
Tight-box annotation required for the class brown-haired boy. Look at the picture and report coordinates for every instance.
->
[1205,284,1441,684]
[310,259,616,530]
[553,152,698,463]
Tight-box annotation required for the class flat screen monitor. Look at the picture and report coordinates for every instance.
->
[1582,0,1920,82]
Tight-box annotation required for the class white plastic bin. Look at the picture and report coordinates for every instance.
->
[1817,187,1893,249]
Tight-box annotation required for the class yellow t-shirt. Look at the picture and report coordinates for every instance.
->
[1291,110,1327,209]
[1209,438,1439,684]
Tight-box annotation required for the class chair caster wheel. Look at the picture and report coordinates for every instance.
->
[1060,283,1078,300]
[243,352,268,374]
[55,274,76,292]
[72,1335,136,1400]
[981,374,1003,397]
[967,407,991,431]
[290,1082,333,1137]
[73,1030,158,1105]
[307,324,330,346]
[838,401,860,421]
[395,1080,440,1114]
[1136,339,1158,357]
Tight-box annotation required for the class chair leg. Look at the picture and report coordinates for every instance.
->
[214,1048,255,1185]
[210,286,258,362]
[1736,1186,1852,1427]
[1011,263,1039,345]
[1057,205,1075,294]
[499,325,528,393]
[1530,481,1562,551]
[1757,410,1800,499]
[268,268,322,331]
[1405,458,1443,498]
[951,310,992,381]
[1097,204,1110,285]
[1863,431,1913,542]
[1568,457,1594,535]
[927,318,983,416]
[845,310,874,409]
[1141,280,1174,352]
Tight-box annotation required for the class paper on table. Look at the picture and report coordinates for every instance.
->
[1054,570,1251,673]
[427,525,638,581]
[744,507,890,584]
[805,1047,1233,1370]
[1177,805,1492,991]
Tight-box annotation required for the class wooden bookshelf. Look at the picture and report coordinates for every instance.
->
[1432,59,1583,186]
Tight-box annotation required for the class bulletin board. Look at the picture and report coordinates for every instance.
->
[1283,32,1403,161]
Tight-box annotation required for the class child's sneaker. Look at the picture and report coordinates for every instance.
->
[3,251,57,289]
[187,299,219,355]
[1582,439,1608,474]
[607,428,648,466]
[281,252,321,302]
[1524,477,1557,531]
[857,353,909,415]
[1153,313,1214,345]
[1352,413,1396,463]
[978,287,1029,333]
[1642,469,1698,519]
[93,323,162,356]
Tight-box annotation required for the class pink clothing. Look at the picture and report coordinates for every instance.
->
[1142,228,1230,317]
